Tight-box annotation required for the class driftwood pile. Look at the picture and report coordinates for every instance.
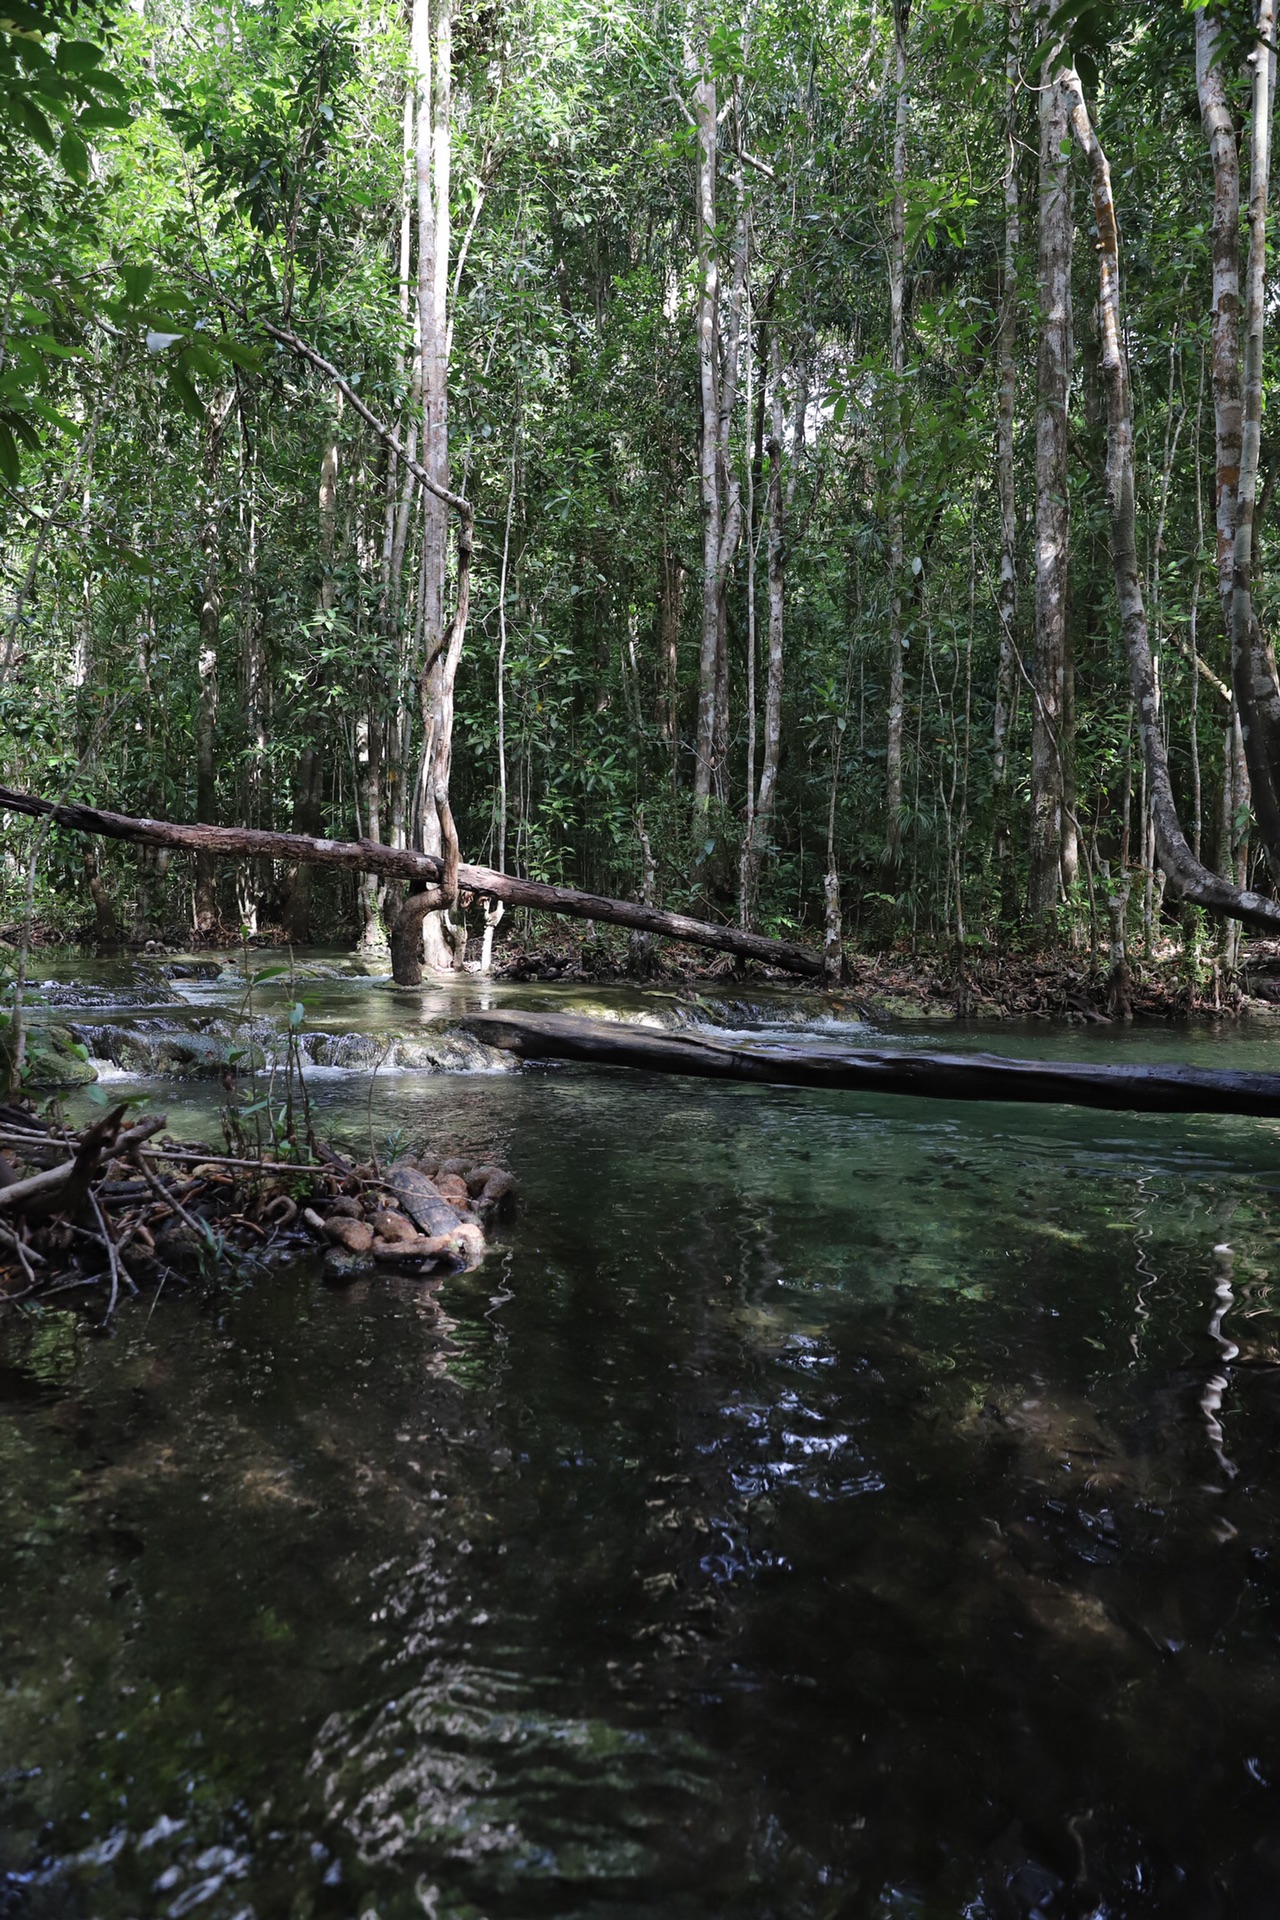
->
[0,1102,514,1315]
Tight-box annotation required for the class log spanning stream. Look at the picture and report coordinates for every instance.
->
[6,955,1280,1916]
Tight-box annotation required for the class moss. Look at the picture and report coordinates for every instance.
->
[17,1023,99,1088]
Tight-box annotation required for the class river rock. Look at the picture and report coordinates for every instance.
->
[386,1162,464,1239]
[322,1218,373,1255]
[369,1209,416,1243]
[321,1247,374,1286]
[12,1025,98,1088]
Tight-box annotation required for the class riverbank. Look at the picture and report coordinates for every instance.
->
[9,913,1280,1025]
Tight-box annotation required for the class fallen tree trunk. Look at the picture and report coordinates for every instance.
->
[459,1008,1280,1119]
[0,786,825,981]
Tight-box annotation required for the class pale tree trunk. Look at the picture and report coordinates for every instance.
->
[692,54,722,806]
[1228,0,1280,876]
[691,57,747,807]
[283,425,339,944]
[741,343,803,926]
[992,0,1020,807]
[355,712,384,953]
[405,0,466,973]
[1029,47,1073,928]
[884,0,909,872]
[235,389,266,928]
[194,391,233,934]
[712,123,748,787]
[1196,6,1280,878]
[257,314,477,983]
[1063,61,1280,936]
[658,527,684,780]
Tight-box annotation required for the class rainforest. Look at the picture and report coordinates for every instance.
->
[6,1,1280,1915]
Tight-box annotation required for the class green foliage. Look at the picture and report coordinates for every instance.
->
[0,0,1259,957]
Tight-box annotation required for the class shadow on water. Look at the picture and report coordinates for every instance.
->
[6,959,1280,1914]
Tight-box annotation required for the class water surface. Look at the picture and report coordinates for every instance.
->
[5,961,1280,1916]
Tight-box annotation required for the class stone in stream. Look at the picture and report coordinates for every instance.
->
[12,1025,98,1088]
[369,1209,416,1244]
[434,1172,471,1210]
[321,1247,375,1286]
[386,1162,469,1240]
[322,1217,373,1255]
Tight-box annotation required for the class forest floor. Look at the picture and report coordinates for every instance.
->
[495,920,1280,1026]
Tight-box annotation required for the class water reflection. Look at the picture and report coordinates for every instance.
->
[5,972,1280,1912]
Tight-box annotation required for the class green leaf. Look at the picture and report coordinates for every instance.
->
[120,263,153,305]
[0,423,21,484]
[12,93,56,153]
[54,39,104,73]
[78,104,131,129]
[178,341,221,379]
[251,964,288,983]
[6,411,43,451]
[58,126,88,181]
[211,335,262,372]
[166,363,203,419]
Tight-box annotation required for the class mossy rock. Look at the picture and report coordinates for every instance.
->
[19,1023,99,1087]
[72,1022,267,1077]
[859,993,959,1024]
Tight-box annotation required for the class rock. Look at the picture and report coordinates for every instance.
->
[327,1195,363,1219]
[322,1217,373,1254]
[321,1247,373,1286]
[369,1209,416,1243]
[448,1221,486,1267]
[387,1163,463,1238]
[70,1021,267,1078]
[435,1172,471,1208]
[370,1232,457,1265]
[479,1169,516,1209]
[152,1223,205,1275]
[438,1156,471,1177]
[13,1024,98,1088]
[466,1164,504,1195]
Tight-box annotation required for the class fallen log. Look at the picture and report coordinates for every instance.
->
[458,1008,1280,1119]
[0,785,824,981]
[0,1109,168,1217]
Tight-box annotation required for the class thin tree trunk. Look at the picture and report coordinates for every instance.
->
[1196,6,1280,879]
[992,0,1020,873]
[355,713,384,951]
[1030,45,1073,927]
[692,51,721,807]
[1063,61,1280,934]
[742,343,802,926]
[408,0,464,973]
[658,528,684,781]
[256,318,475,983]
[194,392,232,933]
[884,0,910,872]
[282,424,339,944]
[1228,0,1280,878]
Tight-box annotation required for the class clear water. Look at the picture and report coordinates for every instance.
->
[5,960,1280,1917]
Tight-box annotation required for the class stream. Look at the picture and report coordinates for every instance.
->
[5,955,1280,1917]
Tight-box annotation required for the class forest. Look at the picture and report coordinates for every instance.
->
[3,0,1280,985]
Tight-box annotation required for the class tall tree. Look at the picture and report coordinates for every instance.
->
[883,0,910,872]
[1029,32,1073,925]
